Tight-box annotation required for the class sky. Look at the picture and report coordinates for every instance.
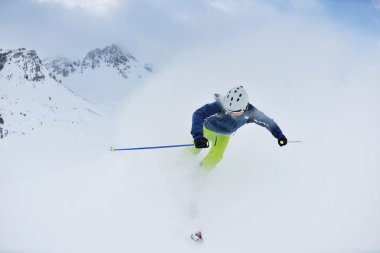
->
[1,0,380,65]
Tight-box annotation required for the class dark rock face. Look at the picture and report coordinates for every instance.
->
[45,58,81,78]
[0,49,46,82]
[0,53,7,71]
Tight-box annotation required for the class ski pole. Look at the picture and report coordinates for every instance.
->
[279,140,302,145]
[110,143,194,151]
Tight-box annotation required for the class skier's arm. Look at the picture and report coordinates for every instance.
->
[191,101,222,137]
[248,107,285,139]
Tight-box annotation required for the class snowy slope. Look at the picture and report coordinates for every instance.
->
[0,48,102,138]
[1,29,380,253]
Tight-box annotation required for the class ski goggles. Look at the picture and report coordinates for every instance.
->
[229,110,244,117]
[226,105,248,115]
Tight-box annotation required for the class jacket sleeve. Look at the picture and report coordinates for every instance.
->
[191,101,222,137]
[248,106,285,139]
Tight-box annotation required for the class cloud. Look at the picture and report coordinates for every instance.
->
[289,0,321,9]
[32,0,121,15]
[207,0,236,13]
[175,12,190,22]
[2,0,379,66]
[373,0,380,10]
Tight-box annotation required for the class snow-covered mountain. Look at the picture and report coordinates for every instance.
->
[0,45,154,139]
[45,44,153,106]
[0,48,48,82]
[0,48,102,138]
[46,44,153,79]
[45,57,81,78]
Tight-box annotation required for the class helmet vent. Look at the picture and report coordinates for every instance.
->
[223,86,248,112]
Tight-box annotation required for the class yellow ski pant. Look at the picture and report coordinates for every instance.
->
[190,127,230,171]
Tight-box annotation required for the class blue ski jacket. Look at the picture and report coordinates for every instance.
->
[191,101,285,139]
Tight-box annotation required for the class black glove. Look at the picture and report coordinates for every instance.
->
[278,136,287,147]
[194,133,209,149]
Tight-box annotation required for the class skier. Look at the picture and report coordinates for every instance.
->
[190,86,287,171]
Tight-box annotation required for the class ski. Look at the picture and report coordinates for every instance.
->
[190,231,203,242]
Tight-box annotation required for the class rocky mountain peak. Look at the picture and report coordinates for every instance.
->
[81,44,138,78]
[45,58,80,78]
[0,48,46,82]
[45,44,152,80]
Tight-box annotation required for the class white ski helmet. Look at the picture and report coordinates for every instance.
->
[221,86,249,112]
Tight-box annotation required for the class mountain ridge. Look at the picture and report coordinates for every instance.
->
[0,44,152,139]
[45,44,153,80]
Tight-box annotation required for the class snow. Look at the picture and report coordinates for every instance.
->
[0,57,102,138]
[63,61,147,110]
[1,29,380,253]
[45,45,153,112]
